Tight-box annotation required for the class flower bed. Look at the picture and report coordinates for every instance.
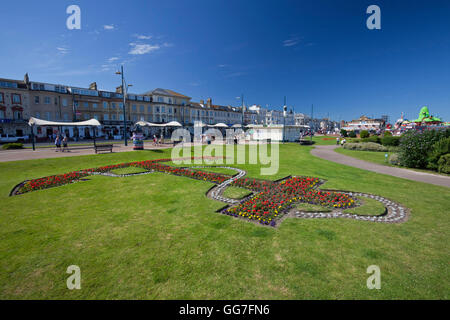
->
[13,157,231,195]
[223,176,356,227]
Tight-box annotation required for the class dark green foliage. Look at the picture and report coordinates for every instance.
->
[427,137,450,170]
[348,131,356,138]
[340,129,348,137]
[437,154,450,173]
[1,143,24,150]
[383,131,393,137]
[381,136,401,147]
[398,129,450,169]
[360,130,370,139]
[362,135,381,144]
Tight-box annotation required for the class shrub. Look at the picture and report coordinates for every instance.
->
[398,129,450,169]
[360,130,370,139]
[381,136,401,146]
[362,135,381,144]
[383,131,393,137]
[2,143,24,150]
[348,131,357,138]
[340,129,348,137]
[427,137,450,170]
[437,154,450,174]
[343,142,387,152]
[388,153,401,165]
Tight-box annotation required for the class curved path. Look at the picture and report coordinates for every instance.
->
[311,145,450,188]
[191,166,248,204]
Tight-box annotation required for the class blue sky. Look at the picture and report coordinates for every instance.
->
[0,0,449,122]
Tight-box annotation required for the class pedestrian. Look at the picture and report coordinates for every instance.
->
[55,135,61,152]
[62,135,69,152]
[153,134,157,146]
[336,137,340,145]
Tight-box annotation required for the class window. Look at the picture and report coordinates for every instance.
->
[34,96,39,104]
[0,110,5,118]
[0,93,4,103]
[44,96,51,104]
[168,98,172,104]
[54,97,58,105]
[147,106,151,113]
[46,112,51,120]
[140,105,144,112]
[94,115,99,120]
[132,104,137,111]
[156,107,160,113]
[161,106,165,113]
[157,96,163,102]
[83,102,89,108]
[93,103,98,109]
[112,114,116,120]
[140,116,145,121]
[62,98,68,107]
[168,107,172,114]
[63,113,69,120]
[119,114,124,120]
[119,103,123,109]
[104,114,109,120]
[12,94,21,104]
[35,112,40,118]
[132,115,137,121]
[103,102,109,109]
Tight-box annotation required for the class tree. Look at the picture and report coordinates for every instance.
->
[340,129,348,137]
[360,130,370,139]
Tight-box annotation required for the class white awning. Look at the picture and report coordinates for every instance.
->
[28,117,101,127]
[208,123,228,128]
[231,124,242,128]
[165,121,182,127]
[135,121,164,127]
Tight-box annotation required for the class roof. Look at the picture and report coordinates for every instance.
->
[144,88,191,99]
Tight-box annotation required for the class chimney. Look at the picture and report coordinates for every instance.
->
[24,73,30,84]
[116,86,123,94]
[206,98,212,108]
[89,82,97,90]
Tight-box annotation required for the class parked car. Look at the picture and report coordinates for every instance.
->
[0,134,29,143]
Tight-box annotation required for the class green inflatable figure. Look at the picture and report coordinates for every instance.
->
[413,106,442,123]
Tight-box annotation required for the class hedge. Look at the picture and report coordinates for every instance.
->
[2,143,24,150]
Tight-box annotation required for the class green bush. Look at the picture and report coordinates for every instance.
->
[340,129,348,137]
[437,154,450,173]
[2,143,24,150]
[343,142,387,152]
[360,130,370,139]
[398,129,450,169]
[348,131,357,138]
[361,135,381,144]
[388,153,401,165]
[383,131,393,137]
[381,136,401,146]
[427,137,450,170]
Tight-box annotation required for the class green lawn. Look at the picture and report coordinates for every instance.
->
[222,187,252,199]
[343,197,387,216]
[110,166,150,175]
[0,144,449,299]
[335,147,449,176]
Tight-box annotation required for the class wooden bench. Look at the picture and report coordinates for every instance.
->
[94,144,114,153]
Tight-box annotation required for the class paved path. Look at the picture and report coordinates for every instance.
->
[311,145,450,188]
[0,143,172,162]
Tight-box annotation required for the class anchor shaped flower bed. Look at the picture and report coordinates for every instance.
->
[10,157,408,227]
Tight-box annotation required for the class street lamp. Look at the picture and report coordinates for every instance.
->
[115,66,132,146]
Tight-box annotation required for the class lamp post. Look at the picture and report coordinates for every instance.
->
[283,96,287,143]
[115,65,132,146]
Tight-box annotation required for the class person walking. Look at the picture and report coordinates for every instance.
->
[153,134,157,146]
[62,135,69,152]
[55,135,61,152]
[336,137,340,145]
